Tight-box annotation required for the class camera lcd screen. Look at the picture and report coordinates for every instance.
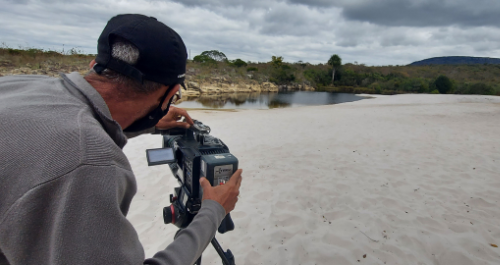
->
[146,148,175,166]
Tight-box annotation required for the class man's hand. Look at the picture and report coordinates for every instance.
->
[199,169,243,214]
[155,106,194,130]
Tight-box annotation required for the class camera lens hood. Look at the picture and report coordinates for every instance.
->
[163,205,175,224]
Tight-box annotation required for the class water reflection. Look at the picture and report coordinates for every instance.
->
[176,91,366,109]
[268,99,291,108]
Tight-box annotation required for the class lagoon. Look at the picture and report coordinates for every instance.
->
[176,91,367,109]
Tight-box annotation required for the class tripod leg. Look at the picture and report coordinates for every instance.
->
[211,237,235,265]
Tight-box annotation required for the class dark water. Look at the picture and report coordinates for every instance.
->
[176,92,367,109]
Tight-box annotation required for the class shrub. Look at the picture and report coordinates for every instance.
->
[269,67,295,84]
[369,83,382,94]
[229,59,247,67]
[469,83,494,95]
[247,67,258,72]
[303,68,331,87]
[7,49,21,55]
[434,75,453,94]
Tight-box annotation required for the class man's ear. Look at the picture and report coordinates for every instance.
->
[161,84,181,110]
[89,59,96,69]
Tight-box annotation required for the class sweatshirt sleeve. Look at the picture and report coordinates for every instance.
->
[0,164,144,265]
[0,164,226,265]
[144,200,226,265]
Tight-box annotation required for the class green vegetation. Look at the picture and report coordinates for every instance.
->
[269,56,295,84]
[192,49,500,96]
[301,60,500,96]
[228,59,247,67]
[192,54,216,64]
[192,50,228,67]
[303,68,330,86]
[197,50,228,62]
[434,75,452,94]
[2,46,500,96]
[327,54,341,86]
[270,56,283,68]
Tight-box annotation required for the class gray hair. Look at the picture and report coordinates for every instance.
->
[87,37,162,94]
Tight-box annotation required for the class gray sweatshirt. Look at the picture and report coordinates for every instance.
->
[0,73,226,265]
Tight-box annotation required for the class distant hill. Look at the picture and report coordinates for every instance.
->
[409,56,500,66]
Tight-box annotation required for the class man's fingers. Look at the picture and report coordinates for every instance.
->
[228,169,243,187]
[176,108,194,125]
[199,177,211,190]
[183,116,194,125]
[178,122,191,129]
[164,121,190,129]
[229,169,242,182]
[236,174,242,187]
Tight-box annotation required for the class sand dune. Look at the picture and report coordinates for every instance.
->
[124,94,500,265]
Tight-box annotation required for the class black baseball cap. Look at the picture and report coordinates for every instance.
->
[94,14,187,88]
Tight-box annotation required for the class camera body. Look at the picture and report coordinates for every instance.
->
[147,120,238,232]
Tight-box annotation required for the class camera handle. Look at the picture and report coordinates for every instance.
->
[218,213,235,233]
[193,237,234,265]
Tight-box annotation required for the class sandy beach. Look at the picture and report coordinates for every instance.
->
[124,94,500,265]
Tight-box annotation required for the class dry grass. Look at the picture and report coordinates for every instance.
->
[0,47,93,76]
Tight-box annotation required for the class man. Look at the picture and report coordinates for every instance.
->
[0,14,242,265]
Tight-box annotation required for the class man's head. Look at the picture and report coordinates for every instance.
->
[95,14,187,89]
[86,14,187,132]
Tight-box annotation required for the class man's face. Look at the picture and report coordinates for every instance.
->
[160,85,181,111]
[132,85,168,119]
[139,84,180,118]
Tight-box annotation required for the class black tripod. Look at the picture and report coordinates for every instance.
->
[194,237,235,265]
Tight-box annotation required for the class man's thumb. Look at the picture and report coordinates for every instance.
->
[199,177,211,189]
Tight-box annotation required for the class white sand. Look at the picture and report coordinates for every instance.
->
[124,94,500,265]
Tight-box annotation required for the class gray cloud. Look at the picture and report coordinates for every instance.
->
[343,0,500,27]
[166,0,270,10]
[1,0,500,66]
[287,0,500,27]
[259,4,334,36]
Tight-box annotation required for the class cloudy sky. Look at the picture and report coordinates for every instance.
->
[1,0,500,65]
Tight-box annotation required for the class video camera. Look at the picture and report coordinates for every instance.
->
[146,120,238,265]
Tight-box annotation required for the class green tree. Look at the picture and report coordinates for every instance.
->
[328,54,342,86]
[434,75,452,94]
[193,54,213,63]
[192,54,217,66]
[199,50,227,62]
[271,56,283,68]
[268,56,295,84]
